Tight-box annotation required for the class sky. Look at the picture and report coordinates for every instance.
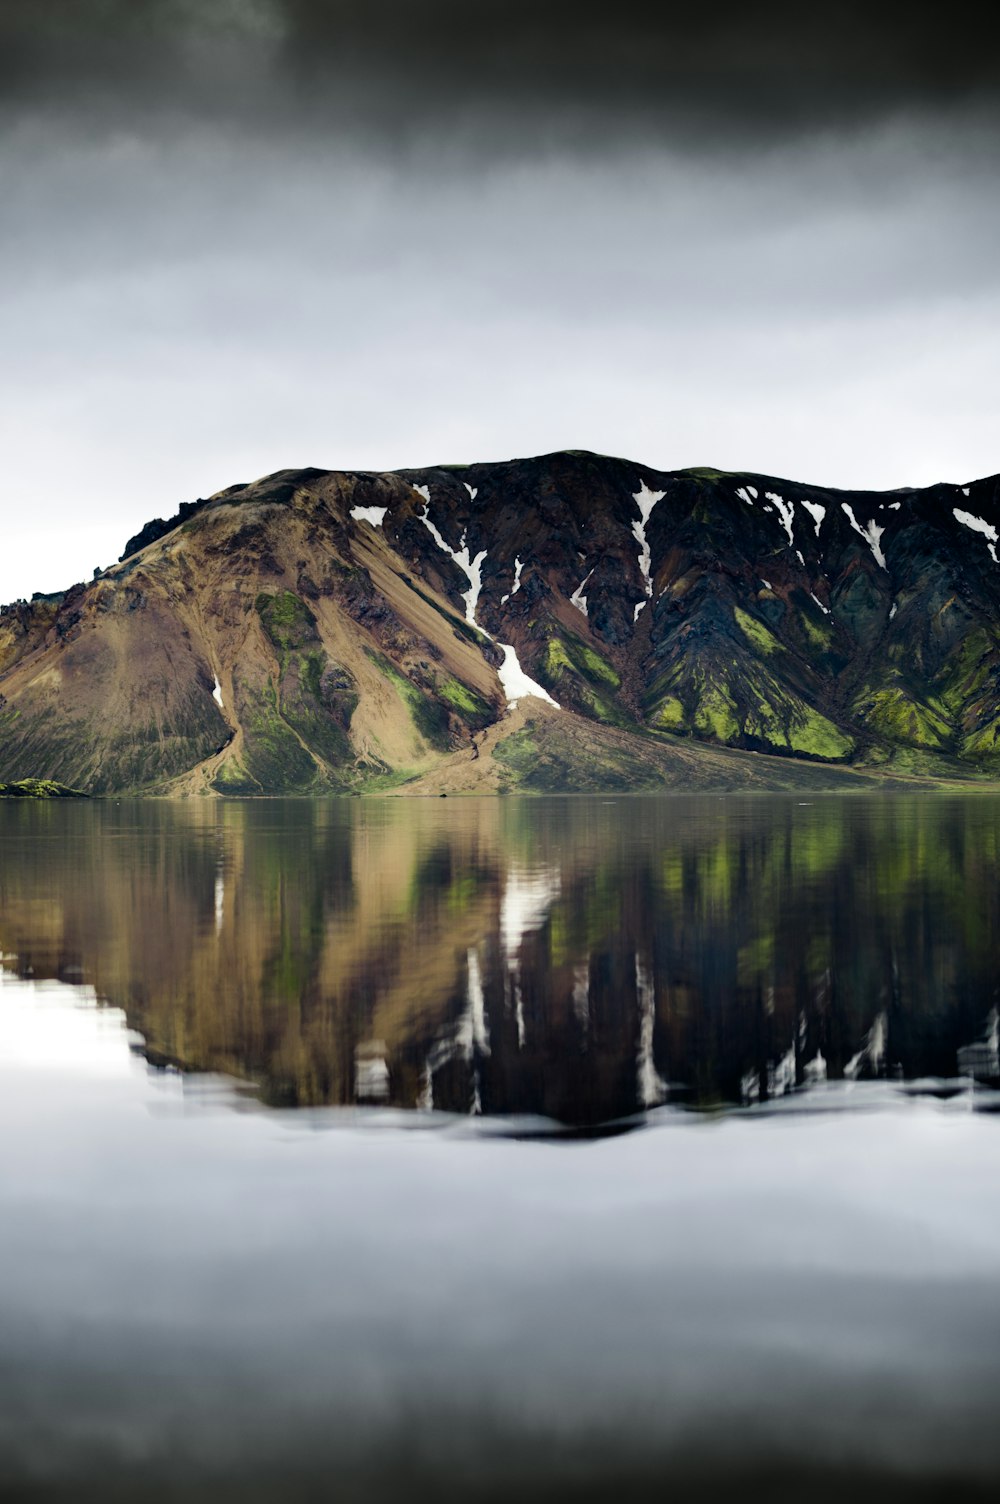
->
[2,1,999,603]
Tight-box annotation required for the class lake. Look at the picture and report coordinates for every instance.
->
[1,794,999,1500]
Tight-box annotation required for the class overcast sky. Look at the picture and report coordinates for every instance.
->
[2,1,999,602]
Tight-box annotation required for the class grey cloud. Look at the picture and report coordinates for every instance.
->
[2,1,999,152]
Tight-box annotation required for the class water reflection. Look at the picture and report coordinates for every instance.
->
[1,795,998,1124]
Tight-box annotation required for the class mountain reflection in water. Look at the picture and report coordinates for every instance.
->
[3,795,1000,1503]
[1,793,999,1125]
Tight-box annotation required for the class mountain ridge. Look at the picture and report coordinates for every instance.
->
[2,450,999,794]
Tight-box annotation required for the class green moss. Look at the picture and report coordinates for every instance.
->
[300,651,324,700]
[961,722,1000,760]
[655,696,686,731]
[544,638,575,678]
[493,726,537,775]
[438,676,492,727]
[281,689,354,772]
[355,765,418,792]
[211,760,261,795]
[693,685,741,743]
[366,651,452,752]
[577,644,620,687]
[855,686,952,751]
[0,779,86,798]
[542,631,620,689]
[237,630,360,788]
[536,630,628,730]
[801,613,834,651]
[734,606,780,656]
[237,678,319,792]
[256,592,317,655]
[577,687,630,728]
[785,705,855,760]
[938,629,995,714]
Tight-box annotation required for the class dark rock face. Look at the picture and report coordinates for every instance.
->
[389,453,1000,770]
[119,498,211,561]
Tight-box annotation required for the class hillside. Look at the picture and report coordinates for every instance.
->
[1,451,999,794]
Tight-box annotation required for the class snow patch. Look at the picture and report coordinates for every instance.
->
[795,550,805,567]
[764,492,796,548]
[497,645,558,708]
[887,502,901,511]
[413,483,431,504]
[761,579,772,591]
[954,508,999,563]
[420,507,486,624]
[464,483,478,500]
[809,592,830,616]
[961,486,971,497]
[419,505,451,555]
[842,503,887,570]
[459,545,487,626]
[634,482,664,526]
[632,481,666,610]
[747,485,758,499]
[501,555,524,603]
[212,676,224,709]
[801,500,826,537]
[889,602,897,620]
[736,487,754,506]
[570,568,593,616]
[350,505,388,529]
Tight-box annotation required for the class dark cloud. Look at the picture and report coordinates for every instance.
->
[2,1,999,149]
[2,3,998,604]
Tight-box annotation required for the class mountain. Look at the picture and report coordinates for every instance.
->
[2,451,999,794]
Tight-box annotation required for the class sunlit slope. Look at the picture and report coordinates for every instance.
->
[1,453,999,792]
[0,472,503,794]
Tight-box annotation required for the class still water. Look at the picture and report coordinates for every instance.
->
[1,795,999,1500]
